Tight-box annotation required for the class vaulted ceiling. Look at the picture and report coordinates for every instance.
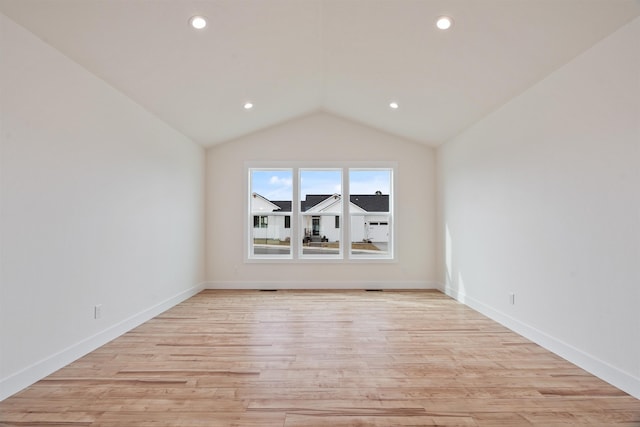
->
[1,0,638,147]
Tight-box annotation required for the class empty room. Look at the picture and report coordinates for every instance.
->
[1,0,639,425]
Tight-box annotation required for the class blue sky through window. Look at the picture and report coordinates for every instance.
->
[251,170,292,201]
[350,170,391,195]
[251,169,391,201]
[300,170,341,199]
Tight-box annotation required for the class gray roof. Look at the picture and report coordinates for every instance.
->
[349,195,389,212]
[268,194,389,213]
[271,200,292,212]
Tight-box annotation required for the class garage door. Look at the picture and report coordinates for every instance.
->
[367,222,389,242]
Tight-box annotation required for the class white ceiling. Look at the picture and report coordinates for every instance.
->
[1,0,638,147]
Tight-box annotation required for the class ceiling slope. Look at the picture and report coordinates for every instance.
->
[1,0,638,147]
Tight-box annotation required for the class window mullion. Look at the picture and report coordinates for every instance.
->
[292,167,299,260]
[342,167,350,260]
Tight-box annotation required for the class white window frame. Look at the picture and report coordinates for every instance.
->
[245,161,396,263]
[298,167,344,260]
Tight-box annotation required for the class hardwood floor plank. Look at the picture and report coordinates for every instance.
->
[283,414,475,426]
[1,290,638,426]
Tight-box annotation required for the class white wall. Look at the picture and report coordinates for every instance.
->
[0,14,205,400]
[206,112,436,288]
[437,17,639,397]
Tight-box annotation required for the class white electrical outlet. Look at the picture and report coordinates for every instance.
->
[94,304,102,319]
[509,293,515,305]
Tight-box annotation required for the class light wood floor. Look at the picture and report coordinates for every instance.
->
[1,290,639,426]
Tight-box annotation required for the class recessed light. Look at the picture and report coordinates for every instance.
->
[189,16,207,30]
[243,102,254,110]
[389,102,399,110]
[436,16,453,30]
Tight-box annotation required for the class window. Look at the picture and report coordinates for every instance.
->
[247,164,394,261]
[253,215,268,228]
[349,169,392,258]
[249,169,292,257]
[300,169,342,258]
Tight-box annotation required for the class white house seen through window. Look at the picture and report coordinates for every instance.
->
[248,165,394,261]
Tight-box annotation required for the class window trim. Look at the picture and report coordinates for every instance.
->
[245,161,396,263]
[298,167,344,260]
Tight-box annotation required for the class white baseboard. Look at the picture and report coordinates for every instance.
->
[204,280,438,290]
[0,283,205,402]
[442,285,640,399]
